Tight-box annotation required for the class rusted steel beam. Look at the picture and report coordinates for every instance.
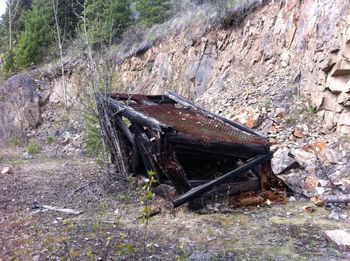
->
[167,91,266,139]
[172,153,273,208]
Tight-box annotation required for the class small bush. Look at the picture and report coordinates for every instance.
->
[9,137,21,146]
[83,105,104,158]
[47,137,54,145]
[26,140,40,154]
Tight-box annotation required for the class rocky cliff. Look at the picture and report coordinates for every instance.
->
[1,0,350,141]
[114,0,350,135]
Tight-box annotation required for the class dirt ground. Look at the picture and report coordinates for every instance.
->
[1,146,350,261]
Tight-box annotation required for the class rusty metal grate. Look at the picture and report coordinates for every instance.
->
[130,103,267,146]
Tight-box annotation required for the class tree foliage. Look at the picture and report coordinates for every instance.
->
[84,0,132,45]
[135,0,172,27]
[0,0,32,52]
[0,0,182,76]
[13,0,54,70]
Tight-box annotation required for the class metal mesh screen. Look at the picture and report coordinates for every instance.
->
[130,103,267,146]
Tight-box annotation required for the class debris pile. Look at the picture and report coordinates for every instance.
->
[98,92,287,209]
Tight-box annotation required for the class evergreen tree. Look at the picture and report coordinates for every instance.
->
[14,0,54,70]
[0,0,32,52]
[135,0,172,27]
[56,0,83,41]
[84,0,132,45]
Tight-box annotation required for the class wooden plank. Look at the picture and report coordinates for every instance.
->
[114,116,135,146]
[161,145,191,194]
[100,96,170,131]
[172,153,273,208]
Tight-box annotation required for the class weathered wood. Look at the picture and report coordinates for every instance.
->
[114,116,135,146]
[101,96,170,131]
[173,153,273,207]
[96,98,128,177]
[41,205,84,215]
[321,194,350,204]
[161,145,191,194]
[260,162,271,191]
[134,130,158,173]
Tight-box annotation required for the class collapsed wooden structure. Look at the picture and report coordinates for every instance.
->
[98,92,285,208]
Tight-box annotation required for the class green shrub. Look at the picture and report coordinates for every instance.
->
[83,106,104,158]
[9,136,21,146]
[47,137,54,145]
[26,139,40,154]
[3,50,17,78]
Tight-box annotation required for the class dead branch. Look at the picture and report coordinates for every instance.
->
[41,205,84,215]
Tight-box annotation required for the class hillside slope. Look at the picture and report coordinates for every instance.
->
[114,0,350,135]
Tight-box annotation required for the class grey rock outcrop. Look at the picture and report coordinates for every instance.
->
[114,0,350,135]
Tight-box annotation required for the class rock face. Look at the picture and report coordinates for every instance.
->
[0,61,80,143]
[0,73,43,141]
[114,0,350,135]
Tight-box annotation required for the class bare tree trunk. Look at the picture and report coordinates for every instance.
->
[7,0,20,50]
[76,0,128,178]
[51,0,68,111]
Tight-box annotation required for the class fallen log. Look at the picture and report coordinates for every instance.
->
[323,195,350,204]
[311,195,350,206]
[101,96,170,131]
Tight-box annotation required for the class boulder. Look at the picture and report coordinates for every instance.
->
[290,149,317,175]
[326,74,350,94]
[0,72,49,142]
[320,90,338,111]
[271,148,298,174]
[325,230,350,251]
[1,167,11,175]
[22,152,33,160]
[338,92,350,106]
[229,107,262,129]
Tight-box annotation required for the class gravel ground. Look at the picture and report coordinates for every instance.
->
[0,146,350,260]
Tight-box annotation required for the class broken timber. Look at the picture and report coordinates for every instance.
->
[98,92,286,208]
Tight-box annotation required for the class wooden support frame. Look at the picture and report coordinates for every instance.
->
[97,92,286,209]
[172,153,273,208]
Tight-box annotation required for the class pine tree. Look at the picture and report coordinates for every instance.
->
[135,0,172,27]
[84,0,132,45]
[14,0,54,69]
[0,0,32,52]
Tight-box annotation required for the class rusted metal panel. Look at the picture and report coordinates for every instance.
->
[98,92,287,209]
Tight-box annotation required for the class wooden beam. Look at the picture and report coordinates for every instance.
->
[160,142,191,194]
[100,96,170,131]
[172,153,273,208]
